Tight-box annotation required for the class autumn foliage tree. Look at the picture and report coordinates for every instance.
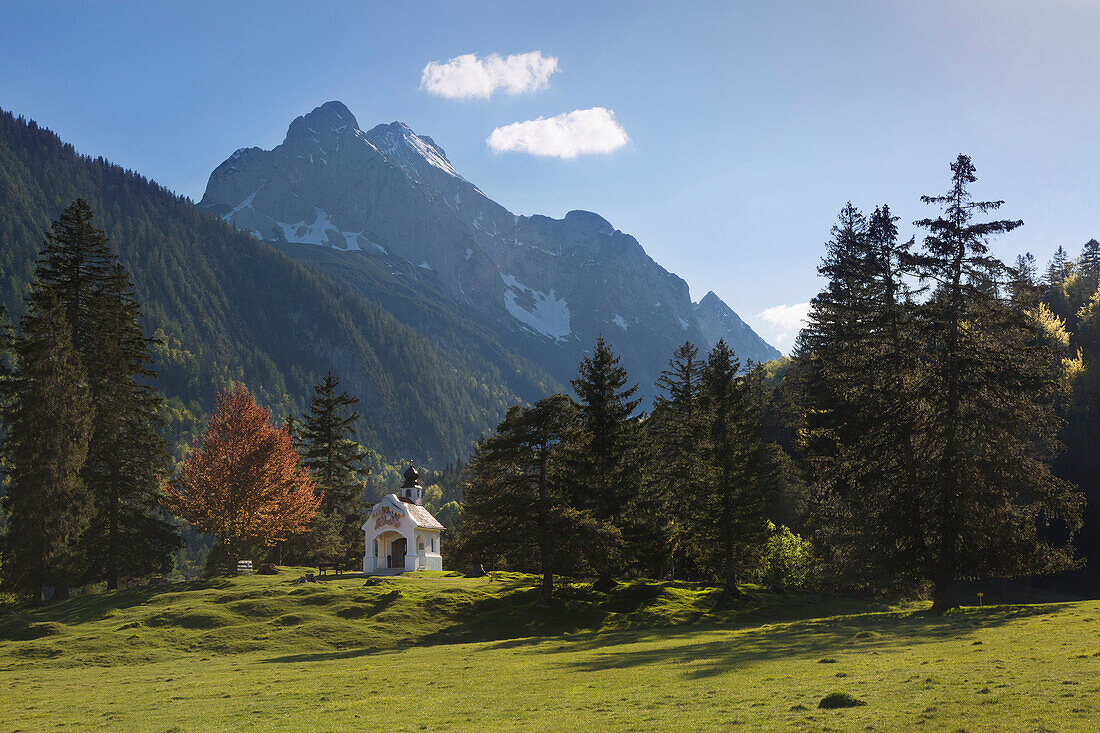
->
[163,385,320,567]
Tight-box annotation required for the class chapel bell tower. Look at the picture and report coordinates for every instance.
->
[401,465,423,505]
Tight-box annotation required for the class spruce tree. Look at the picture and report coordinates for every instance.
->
[458,395,603,603]
[567,336,642,524]
[31,202,179,588]
[1081,239,1100,279]
[697,340,774,595]
[298,372,369,564]
[80,265,179,588]
[647,342,706,577]
[2,290,93,602]
[565,336,644,578]
[914,154,1082,611]
[797,203,882,589]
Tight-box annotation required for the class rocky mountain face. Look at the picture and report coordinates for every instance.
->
[200,101,779,397]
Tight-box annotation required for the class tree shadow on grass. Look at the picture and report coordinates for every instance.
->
[0,578,239,637]
[546,603,1070,679]
[257,581,914,666]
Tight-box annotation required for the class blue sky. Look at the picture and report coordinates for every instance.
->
[2,0,1099,350]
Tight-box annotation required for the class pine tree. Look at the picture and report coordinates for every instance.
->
[1046,246,1072,286]
[30,202,179,589]
[80,264,180,588]
[2,290,93,602]
[297,372,369,565]
[565,336,644,578]
[163,385,320,568]
[32,199,113,354]
[697,340,774,595]
[797,203,882,589]
[647,342,706,576]
[459,395,605,604]
[567,336,642,523]
[914,154,1082,611]
[1081,239,1100,279]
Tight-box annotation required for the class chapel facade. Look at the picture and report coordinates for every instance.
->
[362,466,444,574]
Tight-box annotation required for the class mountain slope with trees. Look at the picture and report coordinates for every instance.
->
[0,108,555,462]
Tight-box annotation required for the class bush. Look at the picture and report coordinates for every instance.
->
[761,521,813,591]
[818,692,866,709]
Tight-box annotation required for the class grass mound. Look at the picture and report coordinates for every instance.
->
[818,691,867,709]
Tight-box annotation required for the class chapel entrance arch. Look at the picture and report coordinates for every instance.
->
[390,537,407,568]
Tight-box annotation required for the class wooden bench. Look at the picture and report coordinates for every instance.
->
[236,560,253,575]
[317,562,346,576]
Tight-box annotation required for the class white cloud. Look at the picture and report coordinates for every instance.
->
[487,108,629,159]
[755,302,811,349]
[420,52,559,100]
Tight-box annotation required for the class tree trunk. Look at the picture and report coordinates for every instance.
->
[930,574,958,614]
[539,568,553,606]
[106,480,119,590]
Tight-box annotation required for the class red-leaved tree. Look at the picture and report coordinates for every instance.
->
[163,385,320,564]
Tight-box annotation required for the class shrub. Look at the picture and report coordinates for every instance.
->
[818,692,866,709]
[761,522,814,591]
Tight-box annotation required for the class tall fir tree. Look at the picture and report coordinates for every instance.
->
[2,290,93,602]
[913,154,1081,611]
[796,203,883,589]
[30,201,179,588]
[458,395,606,603]
[696,340,775,595]
[567,336,642,522]
[296,372,369,565]
[80,265,179,588]
[1081,239,1100,280]
[565,336,644,577]
[647,341,706,577]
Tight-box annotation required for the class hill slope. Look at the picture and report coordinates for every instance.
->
[1,572,1095,731]
[0,109,555,461]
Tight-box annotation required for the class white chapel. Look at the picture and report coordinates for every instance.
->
[363,466,444,574]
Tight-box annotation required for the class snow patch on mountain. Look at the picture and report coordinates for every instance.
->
[613,315,629,330]
[501,274,572,342]
[274,208,361,250]
[366,123,464,182]
[224,191,256,220]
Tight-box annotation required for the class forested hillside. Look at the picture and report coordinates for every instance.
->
[0,109,555,462]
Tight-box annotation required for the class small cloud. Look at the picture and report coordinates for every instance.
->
[420,51,559,100]
[756,302,811,349]
[487,108,629,159]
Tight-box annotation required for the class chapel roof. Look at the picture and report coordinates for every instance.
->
[404,501,444,530]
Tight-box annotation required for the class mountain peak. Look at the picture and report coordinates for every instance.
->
[698,290,723,308]
[286,101,359,142]
[364,120,464,182]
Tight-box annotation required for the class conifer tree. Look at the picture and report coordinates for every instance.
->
[297,372,369,564]
[1081,239,1100,280]
[1045,245,1072,289]
[647,342,706,576]
[80,265,179,588]
[30,201,179,588]
[2,290,93,602]
[459,395,604,604]
[566,336,642,523]
[565,336,644,577]
[913,154,1081,611]
[697,340,774,595]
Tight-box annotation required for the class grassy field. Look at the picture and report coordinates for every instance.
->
[1,571,1098,731]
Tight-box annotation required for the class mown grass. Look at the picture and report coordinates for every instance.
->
[1,570,1098,731]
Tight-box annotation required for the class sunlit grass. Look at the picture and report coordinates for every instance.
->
[1,570,1097,730]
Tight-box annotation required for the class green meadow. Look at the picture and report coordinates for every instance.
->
[2,572,1098,731]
